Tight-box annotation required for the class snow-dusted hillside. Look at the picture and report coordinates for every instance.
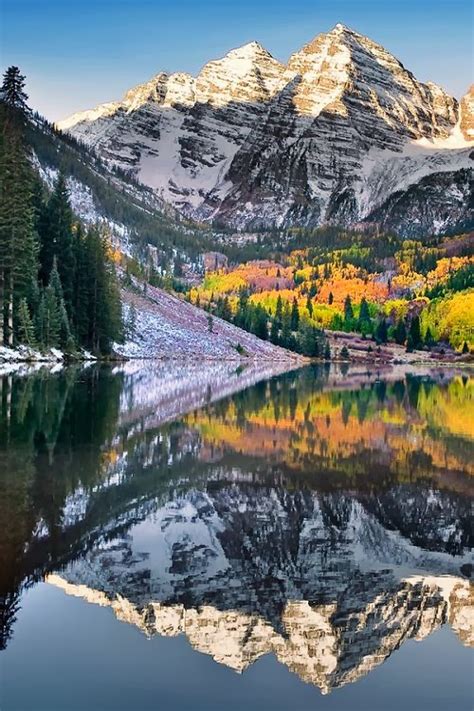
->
[59,24,474,233]
[115,281,301,360]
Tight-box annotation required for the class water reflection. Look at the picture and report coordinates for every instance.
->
[0,363,472,695]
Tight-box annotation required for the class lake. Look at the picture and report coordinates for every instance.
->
[0,362,472,711]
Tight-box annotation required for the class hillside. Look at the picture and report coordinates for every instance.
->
[59,24,473,235]
[27,115,213,261]
[115,281,300,360]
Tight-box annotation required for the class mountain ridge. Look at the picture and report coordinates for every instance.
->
[57,23,473,234]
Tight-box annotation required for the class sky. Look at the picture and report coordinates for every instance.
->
[1,0,472,121]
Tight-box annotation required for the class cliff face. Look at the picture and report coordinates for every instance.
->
[59,25,473,234]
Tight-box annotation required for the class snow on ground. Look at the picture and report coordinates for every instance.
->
[115,282,302,361]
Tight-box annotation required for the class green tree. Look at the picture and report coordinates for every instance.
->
[0,68,38,346]
[357,297,371,335]
[280,302,292,348]
[17,297,36,348]
[290,297,300,331]
[39,174,75,316]
[393,318,407,345]
[274,295,283,329]
[251,305,268,341]
[407,315,422,351]
[375,318,388,344]
[344,295,354,326]
[36,285,60,349]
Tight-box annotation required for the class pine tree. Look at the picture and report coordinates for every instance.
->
[251,305,268,341]
[0,69,38,346]
[290,297,300,331]
[280,302,292,348]
[48,257,74,350]
[270,315,280,345]
[393,318,407,345]
[328,292,334,305]
[407,315,422,350]
[1,67,30,115]
[462,341,469,354]
[83,227,122,353]
[274,295,283,330]
[36,285,60,349]
[357,297,371,334]
[340,345,350,360]
[39,174,75,315]
[306,295,313,317]
[344,295,354,324]
[375,318,388,344]
[17,297,36,348]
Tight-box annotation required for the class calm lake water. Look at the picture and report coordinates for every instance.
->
[0,362,473,711]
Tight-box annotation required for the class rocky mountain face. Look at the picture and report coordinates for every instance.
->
[59,24,473,234]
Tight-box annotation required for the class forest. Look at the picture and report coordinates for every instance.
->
[0,67,122,355]
[188,231,474,355]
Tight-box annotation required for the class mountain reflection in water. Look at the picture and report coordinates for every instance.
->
[0,362,472,696]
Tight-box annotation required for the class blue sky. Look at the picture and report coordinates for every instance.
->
[1,0,472,121]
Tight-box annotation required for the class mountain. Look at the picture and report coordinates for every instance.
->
[58,24,474,235]
[26,114,213,261]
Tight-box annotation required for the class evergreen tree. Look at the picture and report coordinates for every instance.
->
[340,344,350,360]
[344,295,354,325]
[306,295,313,317]
[251,305,268,340]
[393,318,407,345]
[407,315,422,350]
[17,298,36,348]
[39,174,75,315]
[270,315,280,345]
[36,285,60,349]
[48,257,74,350]
[328,292,334,305]
[280,302,292,348]
[375,318,388,344]
[274,295,283,330]
[357,297,371,334]
[83,227,122,353]
[462,341,469,354]
[0,69,38,346]
[290,297,300,331]
[1,67,30,115]
[297,319,324,357]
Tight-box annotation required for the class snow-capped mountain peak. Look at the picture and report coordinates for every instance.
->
[58,25,473,233]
